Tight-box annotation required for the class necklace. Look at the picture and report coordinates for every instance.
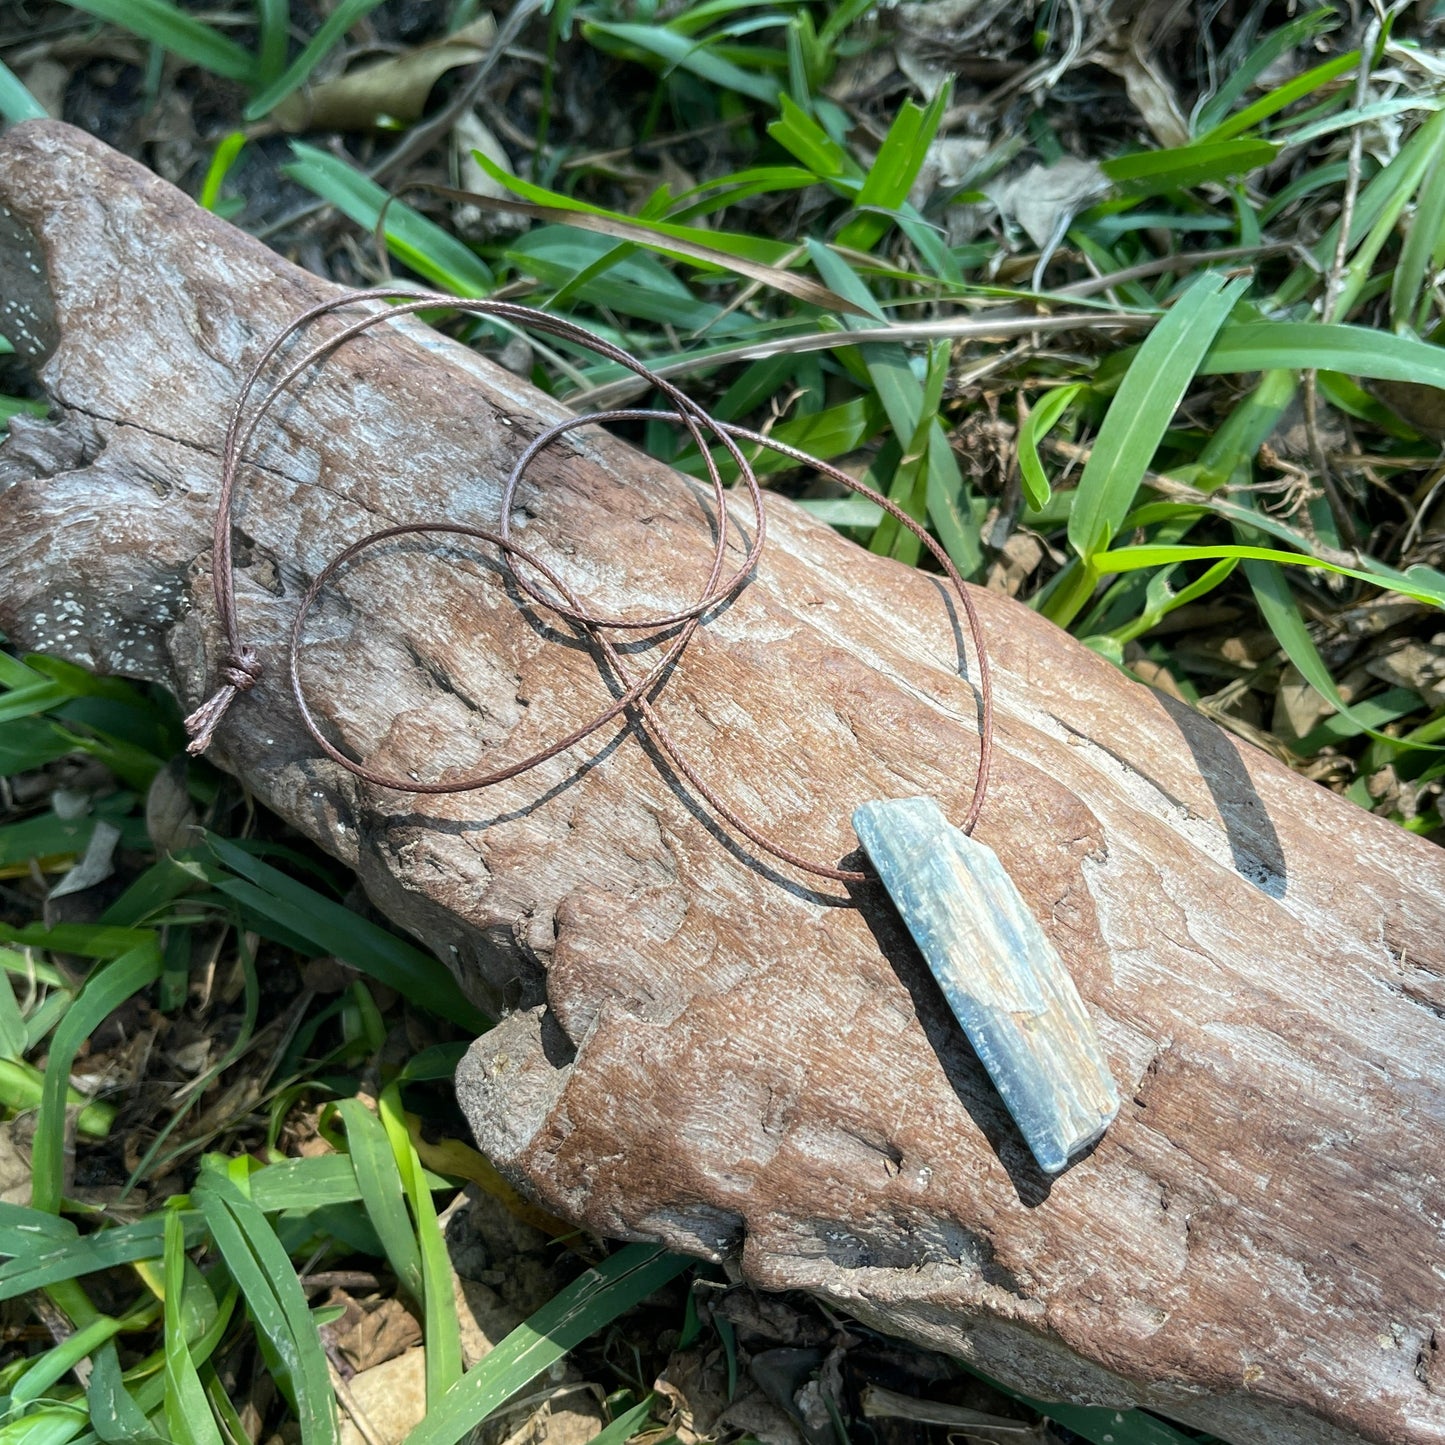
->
[185,289,1117,1174]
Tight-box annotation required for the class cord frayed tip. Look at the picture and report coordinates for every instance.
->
[184,648,261,755]
[184,687,236,754]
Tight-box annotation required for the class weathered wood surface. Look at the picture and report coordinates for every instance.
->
[0,121,1442,1445]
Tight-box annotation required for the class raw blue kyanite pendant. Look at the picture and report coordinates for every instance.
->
[853,797,1118,1174]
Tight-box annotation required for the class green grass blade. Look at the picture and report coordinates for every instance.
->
[163,1211,224,1445]
[198,132,247,213]
[1100,139,1279,196]
[806,241,981,574]
[766,94,860,183]
[0,717,79,775]
[0,1057,115,1137]
[33,940,162,1213]
[0,1201,77,1254]
[89,1341,166,1445]
[1202,320,1445,386]
[1286,96,1445,150]
[1017,383,1085,510]
[1090,543,1445,608]
[0,653,48,688]
[377,1085,461,1402]
[1068,273,1246,562]
[245,0,389,118]
[205,834,489,1033]
[464,152,804,268]
[581,20,781,104]
[0,808,142,870]
[456,158,861,313]
[1295,687,1423,756]
[401,1245,692,1445]
[256,0,290,86]
[1242,560,1440,751]
[282,144,494,297]
[0,680,77,722]
[0,923,155,958]
[0,1215,207,1301]
[335,1098,424,1301]
[582,1396,657,1445]
[0,1408,89,1445]
[1036,1401,1198,1445]
[0,59,48,122]
[871,340,949,562]
[1391,141,1445,333]
[246,1153,451,1212]
[193,1173,339,1445]
[679,393,885,479]
[13,1314,124,1407]
[1197,51,1357,144]
[1274,107,1445,309]
[1193,7,1339,134]
[836,82,949,252]
[63,0,257,84]
[0,968,28,1059]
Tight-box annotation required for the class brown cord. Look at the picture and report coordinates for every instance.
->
[185,289,994,886]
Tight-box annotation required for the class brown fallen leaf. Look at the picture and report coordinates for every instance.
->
[984,530,1044,596]
[272,17,497,134]
[145,754,198,853]
[1365,632,1445,706]
[329,1292,424,1372]
[451,111,522,242]
[1096,43,1190,150]
[1367,378,1445,440]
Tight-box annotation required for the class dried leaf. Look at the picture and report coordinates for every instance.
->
[145,755,197,853]
[272,16,497,134]
[1365,633,1445,705]
[451,111,521,242]
[984,531,1044,596]
[985,157,1109,250]
[1097,43,1190,149]
[47,818,121,900]
[1271,662,1333,740]
[1366,378,1445,440]
[336,1348,428,1445]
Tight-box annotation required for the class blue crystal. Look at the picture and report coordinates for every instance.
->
[854,797,1118,1174]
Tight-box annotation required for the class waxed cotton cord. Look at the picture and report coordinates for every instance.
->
[185,290,993,886]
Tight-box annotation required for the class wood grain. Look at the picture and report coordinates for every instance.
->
[0,121,1441,1445]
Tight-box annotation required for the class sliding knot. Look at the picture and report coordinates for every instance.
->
[220,647,262,692]
[183,646,262,756]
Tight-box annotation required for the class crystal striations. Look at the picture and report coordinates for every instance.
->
[853,796,1118,1174]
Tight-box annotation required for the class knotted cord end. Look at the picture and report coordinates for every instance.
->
[183,648,261,755]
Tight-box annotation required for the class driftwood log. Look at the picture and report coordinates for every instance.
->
[1,121,1443,1445]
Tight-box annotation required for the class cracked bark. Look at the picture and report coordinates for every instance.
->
[1,121,1443,1445]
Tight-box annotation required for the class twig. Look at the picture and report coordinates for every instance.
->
[1401,460,1445,556]
[565,311,1150,409]
[1057,243,1292,298]
[327,1358,389,1445]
